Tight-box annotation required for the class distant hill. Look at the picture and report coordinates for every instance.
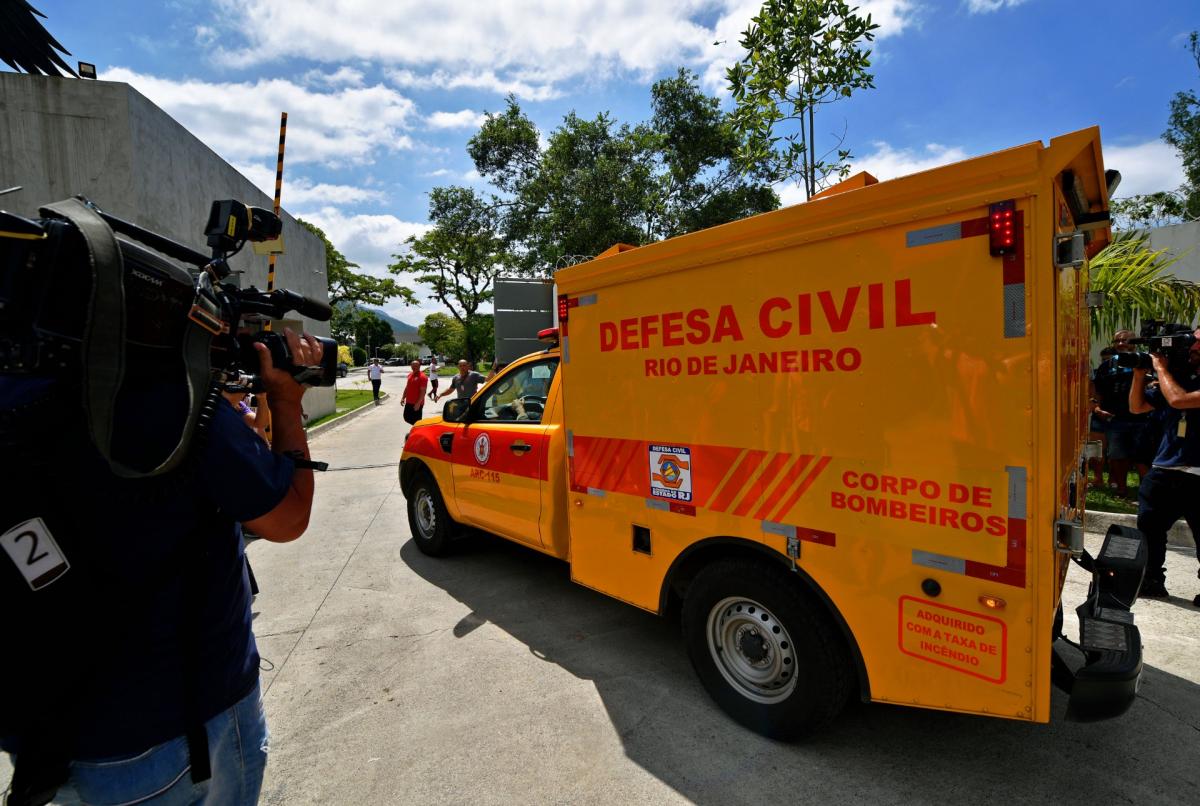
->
[334,301,418,340]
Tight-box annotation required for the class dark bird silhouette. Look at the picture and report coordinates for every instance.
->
[0,0,78,76]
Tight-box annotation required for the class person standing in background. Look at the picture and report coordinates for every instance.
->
[427,356,440,401]
[403,360,428,425]
[367,359,384,405]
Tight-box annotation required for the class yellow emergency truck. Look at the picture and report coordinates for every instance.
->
[400,127,1147,739]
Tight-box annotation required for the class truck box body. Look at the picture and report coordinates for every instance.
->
[402,128,1138,734]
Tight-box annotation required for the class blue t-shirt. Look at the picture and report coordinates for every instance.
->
[1145,379,1200,468]
[0,380,293,759]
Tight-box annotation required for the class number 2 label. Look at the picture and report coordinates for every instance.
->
[1,517,70,591]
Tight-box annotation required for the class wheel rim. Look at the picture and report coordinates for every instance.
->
[414,487,437,538]
[706,596,798,704]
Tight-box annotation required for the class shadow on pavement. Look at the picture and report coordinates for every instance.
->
[401,533,1200,805]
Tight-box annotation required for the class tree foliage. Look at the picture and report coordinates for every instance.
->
[418,312,466,360]
[1089,231,1199,340]
[726,0,880,199]
[1163,31,1200,223]
[351,310,394,357]
[466,72,778,274]
[389,187,507,362]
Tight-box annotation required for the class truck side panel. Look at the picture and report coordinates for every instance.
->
[559,197,1042,720]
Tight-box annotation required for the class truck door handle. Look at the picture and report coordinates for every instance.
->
[510,441,532,454]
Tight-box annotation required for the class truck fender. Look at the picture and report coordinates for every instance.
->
[658,536,871,703]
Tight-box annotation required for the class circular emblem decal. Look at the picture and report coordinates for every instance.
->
[473,433,491,465]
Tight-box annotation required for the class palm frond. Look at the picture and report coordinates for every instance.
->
[1089,231,1198,340]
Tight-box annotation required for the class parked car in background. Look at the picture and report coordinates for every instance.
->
[337,362,349,377]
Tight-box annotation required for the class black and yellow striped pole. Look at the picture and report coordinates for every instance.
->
[260,112,287,443]
[263,111,287,332]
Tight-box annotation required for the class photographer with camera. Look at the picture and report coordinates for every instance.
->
[1,198,337,805]
[1128,328,1200,602]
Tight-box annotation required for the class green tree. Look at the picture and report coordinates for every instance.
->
[726,0,880,199]
[352,310,395,359]
[389,187,509,362]
[1089,231,1199,340]
[418,312,466,359]
[1164,31,1200,222]
[467,75,778,273]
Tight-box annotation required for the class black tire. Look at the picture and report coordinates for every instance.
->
[681,558,852,740]
[407,470,457,556]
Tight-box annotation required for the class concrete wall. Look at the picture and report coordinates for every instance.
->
[0,72,333,418]
[1149,220,1200,285]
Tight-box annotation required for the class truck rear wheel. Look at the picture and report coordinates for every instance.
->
[407,471,456,556]
[681,558,851,740]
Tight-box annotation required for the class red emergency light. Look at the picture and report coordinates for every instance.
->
[989,200,1017,256]
[538,327,559,345]
[557,295,570,324]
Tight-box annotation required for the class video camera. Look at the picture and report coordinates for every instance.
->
[0,197,337,391]
[1113,320,1197,374]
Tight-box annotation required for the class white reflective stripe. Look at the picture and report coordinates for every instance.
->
[645,498,669,511]
[577,294,598,306]
[760,520,797,539]
[1005,466,1028,519]
[587,487,606,497]
[906,222,963,248]
[912,550,966,574]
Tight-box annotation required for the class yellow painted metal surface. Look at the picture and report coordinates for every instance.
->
[551,128,1110,723]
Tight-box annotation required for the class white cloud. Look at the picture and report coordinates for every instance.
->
[1105,140,1185,198]
[775,141,968,206]
[295,205,430,278]
[232,162,387,207]
[201,1,919,102]
[964,0,1029,13]
[388,68,563,103]
[303,66,365,88]
[427,109,487,130]
[106,67,417,168]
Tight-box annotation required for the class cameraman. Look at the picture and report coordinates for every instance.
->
[1129,332,1200,601]
[2,329,323,804]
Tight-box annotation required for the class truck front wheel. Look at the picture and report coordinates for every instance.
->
[407,471,456,556]
[682,558,851,740]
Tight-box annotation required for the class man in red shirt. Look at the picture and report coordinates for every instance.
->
[402,359,428,425]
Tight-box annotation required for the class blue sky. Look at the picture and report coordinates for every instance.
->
[34,0,1200,325]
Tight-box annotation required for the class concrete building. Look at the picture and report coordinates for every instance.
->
[0,71,334,418]
[1149,220,1200,285]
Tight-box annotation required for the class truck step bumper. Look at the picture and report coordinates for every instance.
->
[1051,524,1147,722]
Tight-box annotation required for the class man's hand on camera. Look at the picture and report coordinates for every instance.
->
[1150,353,1170,375]
[254,328,323,403]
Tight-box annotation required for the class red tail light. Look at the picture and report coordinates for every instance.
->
[989,200,1017,256]
[557,294,569,324]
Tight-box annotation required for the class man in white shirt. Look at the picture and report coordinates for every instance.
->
[367,359,384,405]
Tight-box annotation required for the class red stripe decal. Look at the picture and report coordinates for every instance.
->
[710,450,768,512]
[597,438,638,492]
[732,452,792,517]
[669,502,696,517]
[960,216,989,238]
[754,455,813,521]
[772,455,832,522]
[964,562,1025,588]
[586,437,621,488]
[797,526,836,547]
[1006,519,1027,570]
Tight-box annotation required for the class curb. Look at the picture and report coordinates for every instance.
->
[306,392,389,442]
[1085,509,1196,549]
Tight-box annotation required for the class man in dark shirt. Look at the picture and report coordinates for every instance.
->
[1091,330,1151,497]
[1129,334,1200,601]
[1,329,323,803]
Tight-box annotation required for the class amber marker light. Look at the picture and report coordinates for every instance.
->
[979,595,1006,610]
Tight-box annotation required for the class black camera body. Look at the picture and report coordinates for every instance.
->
[0,198,336,390]
[1113,320,1197,375]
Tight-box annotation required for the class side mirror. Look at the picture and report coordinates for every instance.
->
[443,398,470,423]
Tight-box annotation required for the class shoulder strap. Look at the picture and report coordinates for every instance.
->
[38,198,215,478]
